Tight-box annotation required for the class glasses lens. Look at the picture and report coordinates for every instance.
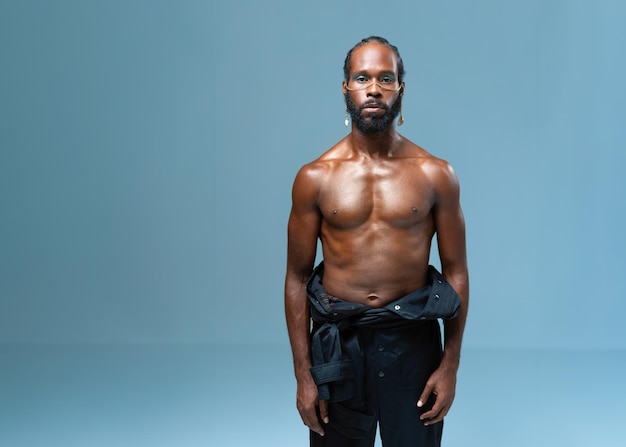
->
[347,78,399,92]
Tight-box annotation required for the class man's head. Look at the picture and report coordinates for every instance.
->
[343,37,405,134]
[343,36,405,84]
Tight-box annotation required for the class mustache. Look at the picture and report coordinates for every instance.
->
[360,100,387,110]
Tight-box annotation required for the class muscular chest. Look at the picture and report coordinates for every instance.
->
[318,161,434,229]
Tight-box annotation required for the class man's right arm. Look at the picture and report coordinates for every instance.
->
[284,164,328,436]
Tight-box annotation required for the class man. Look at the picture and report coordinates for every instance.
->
[285,36,469,447]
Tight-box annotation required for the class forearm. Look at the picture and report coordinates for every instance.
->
[285,273,328,435]
[441,272,469,371]
[285,279,314,380]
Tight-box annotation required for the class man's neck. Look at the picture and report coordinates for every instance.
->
[349,126,400,158]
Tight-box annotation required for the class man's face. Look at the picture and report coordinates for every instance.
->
[343,42,404,134]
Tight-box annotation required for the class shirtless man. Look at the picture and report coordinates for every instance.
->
[285,36,469,446]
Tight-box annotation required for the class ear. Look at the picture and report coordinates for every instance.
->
[400,81,405,96]
[342,80,348,95]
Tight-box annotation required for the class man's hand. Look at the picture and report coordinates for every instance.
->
[297,375,329,436]
[417,366,457,426]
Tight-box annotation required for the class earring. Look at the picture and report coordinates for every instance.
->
[344,104,350,127]
[398,105,404,126]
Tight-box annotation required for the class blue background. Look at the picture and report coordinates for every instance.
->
[1,1,625,446]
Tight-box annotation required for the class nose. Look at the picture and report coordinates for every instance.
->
[366,82,383,97]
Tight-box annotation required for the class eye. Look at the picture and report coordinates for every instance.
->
[381,76,395,84]
[355,75,369,83]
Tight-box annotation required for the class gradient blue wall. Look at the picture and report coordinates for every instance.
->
[1,0,625,350]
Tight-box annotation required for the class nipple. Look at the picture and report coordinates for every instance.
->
[332,209,338,215]
[412,207,417,212]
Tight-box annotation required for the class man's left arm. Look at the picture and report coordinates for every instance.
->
[418,160,469,426]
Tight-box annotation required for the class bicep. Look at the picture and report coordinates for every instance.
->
[287,208,320,277]
[286,168,322,281]
[432,164,467,274]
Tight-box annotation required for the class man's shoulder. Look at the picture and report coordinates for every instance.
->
[297,138,350,175]
[317,136,352,163]
[398,139,459,190]
[401,138,453,169]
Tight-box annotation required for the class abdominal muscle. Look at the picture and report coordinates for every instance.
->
[320,227,433,308]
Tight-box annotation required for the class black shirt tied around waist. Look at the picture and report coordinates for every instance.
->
[306,262,461,439]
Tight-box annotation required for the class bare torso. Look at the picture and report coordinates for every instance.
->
[313,136,440,307]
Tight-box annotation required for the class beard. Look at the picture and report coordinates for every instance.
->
[345,93,402,134]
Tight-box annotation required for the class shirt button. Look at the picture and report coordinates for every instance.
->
[378,371,385,378]
[378,346,384,352]
[394,305,401,311]
[434,294,440,300]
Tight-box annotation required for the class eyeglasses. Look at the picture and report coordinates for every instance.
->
[345,75,401,92]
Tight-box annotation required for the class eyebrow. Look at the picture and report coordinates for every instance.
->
[351,70,396,78]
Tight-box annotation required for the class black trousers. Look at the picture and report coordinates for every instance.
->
[310,321,444,447]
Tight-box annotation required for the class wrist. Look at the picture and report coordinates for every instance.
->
[294,362,313,381]
[440,350,460,371]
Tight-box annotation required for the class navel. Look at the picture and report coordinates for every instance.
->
[367,294,379,301]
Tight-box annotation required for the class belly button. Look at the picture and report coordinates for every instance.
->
[367,294,379,301]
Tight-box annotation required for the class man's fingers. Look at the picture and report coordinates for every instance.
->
[319,399,329,424]
[422,408,447,426]
[299,405,325,437]
[302,413,325,436]
[419,396,451,426]
[419,402,441,423]
[417,382,433,408]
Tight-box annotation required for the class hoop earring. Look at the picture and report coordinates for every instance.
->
[398,105,404,126]
[344,104,350,127]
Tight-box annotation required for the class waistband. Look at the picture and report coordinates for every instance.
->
[307,262,461,325]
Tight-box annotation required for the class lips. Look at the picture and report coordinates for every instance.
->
[360,101,386,112]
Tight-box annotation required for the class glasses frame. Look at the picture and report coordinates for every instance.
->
[345,78,402,92]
